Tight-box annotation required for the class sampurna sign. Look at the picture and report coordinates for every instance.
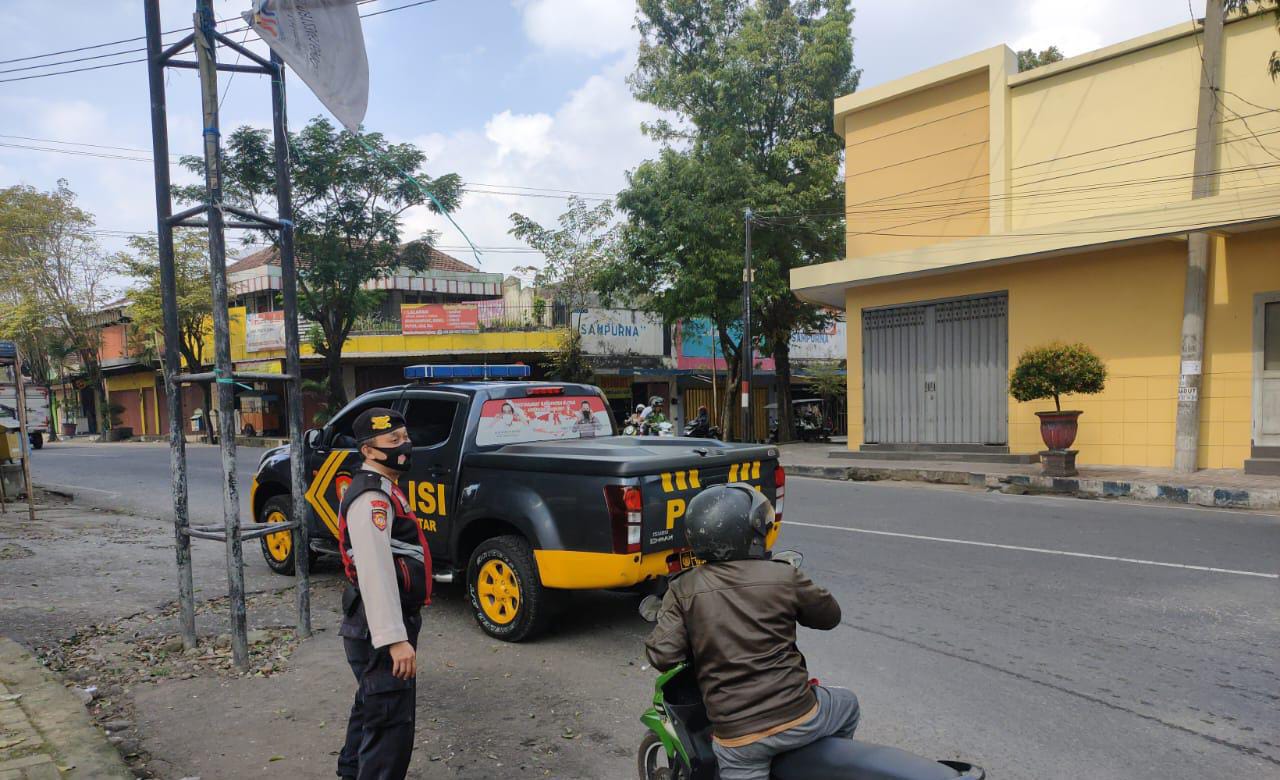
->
[789,320,847,360]
[577,309,664,356]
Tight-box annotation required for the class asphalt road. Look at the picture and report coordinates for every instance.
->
[24,438,1280,779]
[31,439,260,523]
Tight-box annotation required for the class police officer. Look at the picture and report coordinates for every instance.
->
[337,408,432,780]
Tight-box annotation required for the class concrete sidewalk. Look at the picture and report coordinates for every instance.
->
[779,443,1280,510]
[0,638,130,780]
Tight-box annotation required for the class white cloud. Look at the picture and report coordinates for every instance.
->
[404,56,662,276]
[485,111,556,162]
[515,0,636,58]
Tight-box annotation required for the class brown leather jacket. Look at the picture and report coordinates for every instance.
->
[644,558,842,739]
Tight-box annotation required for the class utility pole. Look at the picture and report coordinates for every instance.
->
[11,349,36,522]
[741,208,754,443]
[1174,0,1224,473]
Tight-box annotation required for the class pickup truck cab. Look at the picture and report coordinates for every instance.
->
[251,366,784,641]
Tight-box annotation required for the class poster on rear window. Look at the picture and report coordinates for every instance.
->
[475,396,612,446]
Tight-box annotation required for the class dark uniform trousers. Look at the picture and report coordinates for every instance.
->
[337,587,423,780]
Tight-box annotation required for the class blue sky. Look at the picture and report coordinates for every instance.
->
[0,0,1208,284]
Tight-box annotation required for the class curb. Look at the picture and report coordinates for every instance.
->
[0,638,132,779]
[784,463,1280,510]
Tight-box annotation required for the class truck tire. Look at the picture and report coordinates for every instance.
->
[257,494,315,576]
[467,534,546,642]
[28,432,42,450]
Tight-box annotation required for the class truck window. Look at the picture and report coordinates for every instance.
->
[402,398,459,448]
[475,395,613,447]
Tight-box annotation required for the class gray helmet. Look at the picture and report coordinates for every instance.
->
[684,483,775,563]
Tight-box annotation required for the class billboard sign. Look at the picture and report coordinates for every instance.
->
[245,311,286,353]
[676,319,773,371]
[789,320,847,360]
[401,303,480,334]
[577,309,664,356]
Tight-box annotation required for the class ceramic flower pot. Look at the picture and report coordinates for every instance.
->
[1036,410,1082,451]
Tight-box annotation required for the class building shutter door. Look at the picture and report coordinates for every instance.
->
[862,304,927,444]
[863,293,1007,446]
[934,294,1008,445]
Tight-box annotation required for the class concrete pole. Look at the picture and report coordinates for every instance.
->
[1174,0,1225,473]
[11,353,36,522]
[194,0,249,670]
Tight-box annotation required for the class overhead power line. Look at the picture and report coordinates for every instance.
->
[0,135,615,201]
[0,0,439,85]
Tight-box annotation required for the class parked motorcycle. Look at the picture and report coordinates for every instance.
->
[636,552,985,780]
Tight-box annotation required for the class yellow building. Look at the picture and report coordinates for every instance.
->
[791,12,1280,473]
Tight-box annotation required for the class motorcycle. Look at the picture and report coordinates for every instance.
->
[636,552,985,780]
[682,420,723,440]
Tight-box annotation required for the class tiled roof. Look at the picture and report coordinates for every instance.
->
[226,246,276,274]
[225,244,478,274]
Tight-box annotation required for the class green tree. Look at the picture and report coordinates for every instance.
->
[543,330,594,384]
[615,0,857,441]
[606,148,754,438]
[1009,342,1107,411]
[509,196,620,313]
[0,181,115,432]
[177,117,462,409]
[1016,45,1064,72]
[119,231,215,443]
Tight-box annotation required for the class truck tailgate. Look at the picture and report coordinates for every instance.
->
[637,451,781,555]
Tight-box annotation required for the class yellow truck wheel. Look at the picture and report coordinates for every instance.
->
[467,535,547,642]
[256,495,317,576]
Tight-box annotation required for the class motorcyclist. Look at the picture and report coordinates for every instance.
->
[644,397,668,435]
[644,485,859,780]
[626,404,646,434]
[685,405,711,437]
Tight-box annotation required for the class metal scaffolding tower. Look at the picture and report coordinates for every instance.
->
[143,0,311,670]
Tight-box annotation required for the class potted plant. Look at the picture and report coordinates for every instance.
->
[103,402,132,442]
[1009,343,1106,475]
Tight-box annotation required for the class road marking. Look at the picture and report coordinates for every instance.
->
[785,520,1279,579]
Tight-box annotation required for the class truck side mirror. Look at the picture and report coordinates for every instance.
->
[303,428,322,449]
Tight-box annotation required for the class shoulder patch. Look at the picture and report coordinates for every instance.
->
[370,499,389,510]
[371,507,388,530]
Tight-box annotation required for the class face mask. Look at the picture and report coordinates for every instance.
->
[370,441,413,473]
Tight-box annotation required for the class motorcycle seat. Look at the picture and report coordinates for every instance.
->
[770,738,973,780]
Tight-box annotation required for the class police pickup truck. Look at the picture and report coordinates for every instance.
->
[250,365,784,642]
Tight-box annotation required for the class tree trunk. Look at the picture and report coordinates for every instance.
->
[716,326,743,441]
[324,345,346,412]
[81,351,108,435]
[773,342,794,443]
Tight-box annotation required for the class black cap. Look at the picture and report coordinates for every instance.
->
[352,407,406,443]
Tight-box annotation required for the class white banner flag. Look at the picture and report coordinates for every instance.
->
[244,0,369,133]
